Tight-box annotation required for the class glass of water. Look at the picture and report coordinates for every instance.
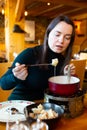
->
[6,120,30,130]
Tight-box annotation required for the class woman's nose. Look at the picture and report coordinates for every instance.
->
[58,36,64,43]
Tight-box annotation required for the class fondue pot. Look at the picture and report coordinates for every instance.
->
[48,76,80,96]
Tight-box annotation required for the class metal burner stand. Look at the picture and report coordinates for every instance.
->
[44,89,84,118]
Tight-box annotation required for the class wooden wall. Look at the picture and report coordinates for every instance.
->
[0,13,87,60]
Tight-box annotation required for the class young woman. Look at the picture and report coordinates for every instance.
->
[0,15,76,101]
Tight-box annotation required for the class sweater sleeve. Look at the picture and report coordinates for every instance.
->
[0,72,24,90]
[0,47,37,90]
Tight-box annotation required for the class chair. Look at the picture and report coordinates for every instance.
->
[70,59,86,89]
[0,62,13,102]
[0,62,12,77]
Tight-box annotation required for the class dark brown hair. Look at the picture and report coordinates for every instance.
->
[39,15,75,73]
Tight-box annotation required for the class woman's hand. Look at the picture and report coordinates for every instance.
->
[64,63,76,75]
[12,62,28,80]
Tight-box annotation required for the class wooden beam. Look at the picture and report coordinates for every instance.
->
[38,0,87,8]
[15,0,24,22]
[34,4,64,15]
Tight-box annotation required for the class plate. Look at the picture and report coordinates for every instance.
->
[0,100,34,122]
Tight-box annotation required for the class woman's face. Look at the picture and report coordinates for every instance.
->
[48,21,73,53]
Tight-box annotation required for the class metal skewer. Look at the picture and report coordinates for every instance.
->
[67,65,71,83]
[8,63,52,69]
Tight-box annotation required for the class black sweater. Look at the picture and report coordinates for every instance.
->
[0,45,65,101]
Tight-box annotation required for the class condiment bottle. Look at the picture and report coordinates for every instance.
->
[30,119,49,130]
[6,120,30,130]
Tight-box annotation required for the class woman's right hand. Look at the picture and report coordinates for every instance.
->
[12,62,28,80]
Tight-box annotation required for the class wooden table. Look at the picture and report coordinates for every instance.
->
[0,108,87,130]
[55,108,87,130]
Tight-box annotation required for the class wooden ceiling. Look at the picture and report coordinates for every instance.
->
[24,0,87,19]
[0,0,87,20]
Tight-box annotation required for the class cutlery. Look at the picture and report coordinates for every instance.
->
[8,63,52,69]
[6,107,24,115]
[67,65,71,83]
[8,58,59,69]
[64,65,71,83]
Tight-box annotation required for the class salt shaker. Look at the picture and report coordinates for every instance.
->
[30,119,49,130]
[6,120,30,130]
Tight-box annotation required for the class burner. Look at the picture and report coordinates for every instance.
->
[46,89,83,96]
[44,89,84,118]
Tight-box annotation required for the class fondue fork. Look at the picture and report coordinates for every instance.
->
[67,65,71,83]
[6,107,24,115]
[8,63,52,69]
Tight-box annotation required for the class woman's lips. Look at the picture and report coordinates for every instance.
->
[56,45,63,49]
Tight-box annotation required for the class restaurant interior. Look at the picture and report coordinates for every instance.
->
[0,0,87,130]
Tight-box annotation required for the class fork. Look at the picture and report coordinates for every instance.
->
[8,63,52,69]
[67,65,71,83]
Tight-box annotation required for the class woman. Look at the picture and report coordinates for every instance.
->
[0,15,76,101]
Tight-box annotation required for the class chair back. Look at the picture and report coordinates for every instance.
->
[70,59,86,89]
[0,62,12,77]
[0,62,12,102]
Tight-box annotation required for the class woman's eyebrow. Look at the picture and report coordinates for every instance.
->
[65,34,72,36]
[56,31,72,36]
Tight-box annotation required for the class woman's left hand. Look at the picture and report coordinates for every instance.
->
[64,63,76,75]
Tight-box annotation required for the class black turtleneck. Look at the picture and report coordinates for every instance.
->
[0,45,65,101]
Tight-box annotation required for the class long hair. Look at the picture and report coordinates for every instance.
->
[38,15,75,73]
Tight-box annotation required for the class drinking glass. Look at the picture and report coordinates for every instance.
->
[6,120,30,130]
[30,119,49,130]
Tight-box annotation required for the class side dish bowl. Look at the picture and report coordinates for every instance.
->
[24,102,64,129]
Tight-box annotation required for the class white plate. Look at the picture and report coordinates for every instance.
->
[0,100,34,122]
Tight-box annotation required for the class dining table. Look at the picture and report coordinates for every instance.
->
[0,104,87,130]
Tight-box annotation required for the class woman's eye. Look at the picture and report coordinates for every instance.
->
[65,37,71,40]
[55,34,60,37]
[55,33,60,37]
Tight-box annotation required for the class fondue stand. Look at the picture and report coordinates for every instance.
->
[44,89,84,118]
[45,59,84,118]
